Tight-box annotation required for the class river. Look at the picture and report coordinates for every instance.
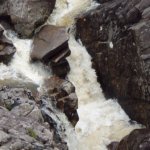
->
[0,0,141,150]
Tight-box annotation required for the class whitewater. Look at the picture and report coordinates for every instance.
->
[0,0,142,150]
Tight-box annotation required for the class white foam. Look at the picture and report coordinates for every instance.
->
[0,0,142,149]
[67,35,141,150]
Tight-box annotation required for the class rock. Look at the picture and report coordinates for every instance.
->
[76,0,150,126]
[0,130,11,145]
[0,79,38,95]
[43,76,79,126]
[96,0,113,3]
[0,27,16,64]
[0,86,68,150]
[108,129,150,150]
[107,142,119,150]
[0,86,35,110]
[0,43,16,64]
[50,59,70,79]
[31,25,70,63]
[0,0,56,37]
[31,25,71,78]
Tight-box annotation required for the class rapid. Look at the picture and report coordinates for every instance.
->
[0,0,141,150]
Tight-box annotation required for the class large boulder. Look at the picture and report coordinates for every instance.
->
[31,25,71,78]
[0,0,56,37]
[43,76,79,126]
[0,27,16,64]
[31,25,70,63]
[76,0,150,126]
[108,129,150,150]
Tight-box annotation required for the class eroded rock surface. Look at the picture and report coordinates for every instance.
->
[0,0,56,37]
[76,0,150,126]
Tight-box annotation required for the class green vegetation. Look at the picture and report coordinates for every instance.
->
[27,128,37,139]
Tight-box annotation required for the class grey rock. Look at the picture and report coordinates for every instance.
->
[108,129,150,150]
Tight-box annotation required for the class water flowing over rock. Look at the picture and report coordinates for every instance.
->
[0,86,68,150]
[0,0,56,37]
[76,0,150,126]
[43,76,79,126]
[108,129,150,150]
[0,27,16,64]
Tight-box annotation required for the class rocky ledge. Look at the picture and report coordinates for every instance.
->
[0,86,68,150]
[76,0,150,126]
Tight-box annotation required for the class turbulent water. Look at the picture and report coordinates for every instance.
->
[0,0,142,150]
[0,30,50,86]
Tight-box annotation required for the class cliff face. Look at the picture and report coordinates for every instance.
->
[76,0,150,126]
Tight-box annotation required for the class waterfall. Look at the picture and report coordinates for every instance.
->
[49,0,141,149]
[0,0,142,150]
[67,34,141,150]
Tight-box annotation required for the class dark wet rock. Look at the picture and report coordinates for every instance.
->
[0,27,16,64]
[0,0,56,38]
[0,86,68,150]
[43,76,79,126]
[108,142,119,150]
[50,59,70,79]
[76,0,150,126]
[0,43,16,64]
[96,0,113,3]
[31,25,69,63]
[108,129,150,150]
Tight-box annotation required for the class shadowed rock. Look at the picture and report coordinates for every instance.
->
[50,59,70,79]
[0,86,68,150]
[0,27,16,64]
[31,25,71,78]
[108,129,150,150]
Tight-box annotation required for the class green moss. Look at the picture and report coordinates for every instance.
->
[27,128,37,139]
[5,103,12,111]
